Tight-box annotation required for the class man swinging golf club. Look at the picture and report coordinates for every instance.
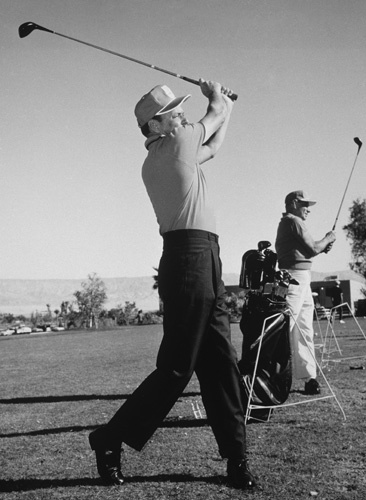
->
[89,79,257,490]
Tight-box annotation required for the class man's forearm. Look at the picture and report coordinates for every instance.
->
[313,234,336,255]
[204,112,230,148]
[199,93,233,162]
[198,108,231,163]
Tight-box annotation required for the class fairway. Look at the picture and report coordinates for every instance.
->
[1,320,366,499]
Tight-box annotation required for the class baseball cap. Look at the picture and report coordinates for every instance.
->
[134,85,191,127]
[285,190,316,206]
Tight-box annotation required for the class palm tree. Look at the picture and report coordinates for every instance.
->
[46,304,52,322]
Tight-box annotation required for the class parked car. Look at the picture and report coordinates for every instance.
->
[14,325,32,334]
[32,327,45,333]
[0,328,15,336]
[36,325,52,332]
[51,326,65,332]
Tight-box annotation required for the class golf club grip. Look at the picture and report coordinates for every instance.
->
[182,76,238,101]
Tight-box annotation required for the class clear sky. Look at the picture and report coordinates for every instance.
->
[1,0,365,280]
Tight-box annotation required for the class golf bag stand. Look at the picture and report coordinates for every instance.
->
[238,241,293,423]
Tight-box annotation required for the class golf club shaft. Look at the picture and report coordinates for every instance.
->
[19,23,238,101]
[332,139,362,231]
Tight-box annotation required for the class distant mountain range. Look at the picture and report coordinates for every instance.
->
[0,274,239,315]
[0,270,363,315]
[310,269,365,283]
[0,276,159,315]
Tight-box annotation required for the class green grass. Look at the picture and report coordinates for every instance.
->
[1,319,366,499]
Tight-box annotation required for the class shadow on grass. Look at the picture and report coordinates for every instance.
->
[0,418,209,439]
[0,391,201,405]
[0,473,224,493]
[290,389,308,396]
[0,478,100,493]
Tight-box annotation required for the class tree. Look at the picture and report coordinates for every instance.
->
[45,304,52,322]
[152,267,159,290]
[152,267,164,313]
[118,301,139,325]
[107,302,139,326]
[54,309,60,326]
[225,292,245,322]
[4,313,15,324]
[343,198,366,296]
[74,273,107,329]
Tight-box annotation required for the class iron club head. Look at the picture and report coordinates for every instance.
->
[19,22,54,38]
[354,137,363,149]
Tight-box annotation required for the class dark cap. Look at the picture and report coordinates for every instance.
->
[285,190,316,206]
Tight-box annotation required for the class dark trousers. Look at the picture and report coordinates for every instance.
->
[99,229,246,459]
[332,301,343,320]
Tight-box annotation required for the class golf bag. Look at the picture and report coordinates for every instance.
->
[238,242,293,420]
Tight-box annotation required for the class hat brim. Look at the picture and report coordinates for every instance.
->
[295,198,317,206]
[156,94,191,115]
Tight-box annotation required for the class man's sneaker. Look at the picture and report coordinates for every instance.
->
[304,378,320,395]
[227,458,257,489]
[340,320,345,324]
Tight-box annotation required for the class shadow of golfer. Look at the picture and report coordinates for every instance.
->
[0,474,225,493]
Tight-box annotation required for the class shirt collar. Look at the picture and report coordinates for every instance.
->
[144,133,164,150]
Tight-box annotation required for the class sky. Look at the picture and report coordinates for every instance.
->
[1,0,366,281]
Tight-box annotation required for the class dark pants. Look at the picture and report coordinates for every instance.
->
[98,229,246,459]
[332,301,343,320]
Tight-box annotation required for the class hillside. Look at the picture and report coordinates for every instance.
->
[310,269,365,283]
[0,273,239,315]
[0,277,160,315]
[1,271,363,316]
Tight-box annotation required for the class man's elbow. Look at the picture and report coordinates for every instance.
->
[198,145,218,164]
[207,149,217,161]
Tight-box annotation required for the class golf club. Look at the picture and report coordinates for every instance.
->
[18,22,238,101]
[332,137,363,231]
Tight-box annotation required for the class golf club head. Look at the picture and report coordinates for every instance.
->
[19,22,53,38]
[354,137,363,151]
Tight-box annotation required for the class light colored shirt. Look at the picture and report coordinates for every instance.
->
[275,213,318,270]
[142,123,216,235]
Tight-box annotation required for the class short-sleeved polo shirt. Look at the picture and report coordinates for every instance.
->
[142,123,216,235]
[275,213,318,270]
